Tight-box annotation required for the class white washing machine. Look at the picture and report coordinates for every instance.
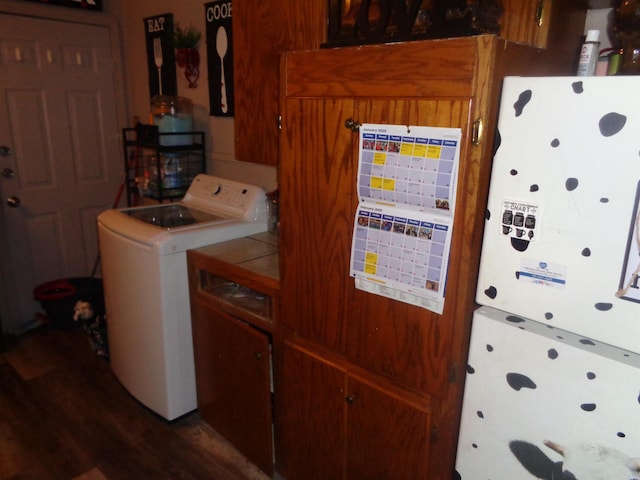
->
[97,175,267,420]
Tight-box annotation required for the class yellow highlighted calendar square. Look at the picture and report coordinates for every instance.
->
[373,152,387,164]
[382,178,395,191]
[371,177,383,189]
[400,143,414,156]
[364,264,377,275]
[413,144,427,156]
[365,252,378,264]
[427,145,441,158]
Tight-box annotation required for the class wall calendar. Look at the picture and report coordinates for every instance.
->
[350,123,461,314]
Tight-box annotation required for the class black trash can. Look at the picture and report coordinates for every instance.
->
[34,277,104,329]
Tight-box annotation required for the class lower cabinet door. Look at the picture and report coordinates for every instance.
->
[345,375,431,480]
[280,340,432,480]
[191,301,273,476]
[280,340,347,480]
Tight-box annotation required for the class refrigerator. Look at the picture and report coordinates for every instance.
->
[455,76,640,479]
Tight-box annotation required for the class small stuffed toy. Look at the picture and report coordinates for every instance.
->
[73,300,109,360]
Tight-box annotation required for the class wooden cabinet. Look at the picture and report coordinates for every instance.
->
[280,340,431,480]
[232,1,584,167]
[277,36,584,479]
[500,0,587,49]
[232,0,326,166]
[187,234,279,477]
[278,94,473,399]
[190,300,273,474]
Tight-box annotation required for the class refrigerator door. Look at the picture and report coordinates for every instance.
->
[476,76,640,353]
[455,306,640,480]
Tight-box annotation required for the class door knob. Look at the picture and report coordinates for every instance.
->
[2,168,14,178]
[6,196,21,208]
[0,146,11,157]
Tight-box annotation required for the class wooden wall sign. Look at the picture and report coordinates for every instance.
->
[22,0,102,11]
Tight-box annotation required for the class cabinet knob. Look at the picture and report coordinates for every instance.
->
[345,394,356,405]
[6,196,21,208]
[344,118,361,132]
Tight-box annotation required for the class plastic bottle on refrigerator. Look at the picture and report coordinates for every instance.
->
[577,30,600,76]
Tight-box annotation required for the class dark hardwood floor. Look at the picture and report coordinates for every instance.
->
[0,325,272,480]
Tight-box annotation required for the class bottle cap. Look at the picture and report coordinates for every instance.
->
[585,30,600,43]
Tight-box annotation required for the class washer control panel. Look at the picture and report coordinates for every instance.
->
[182,174,266,220]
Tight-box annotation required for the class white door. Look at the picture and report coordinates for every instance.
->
[0,14,124,334]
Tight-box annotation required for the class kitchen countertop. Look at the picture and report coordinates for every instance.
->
[189,231,279,283]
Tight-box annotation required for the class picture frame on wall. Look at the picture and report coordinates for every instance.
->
[205,0,234,117]
[22,0,102,11]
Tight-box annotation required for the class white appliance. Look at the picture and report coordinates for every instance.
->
[97,174,267,420]
[455,77,640,479]
[457,306,640,480]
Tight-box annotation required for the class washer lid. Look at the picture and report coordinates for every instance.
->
[120,204,224,228]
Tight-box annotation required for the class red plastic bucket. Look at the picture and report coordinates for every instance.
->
[34,279,77,302]
[34,277,103,329]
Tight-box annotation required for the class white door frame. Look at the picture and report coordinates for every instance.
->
[0,0,129,333]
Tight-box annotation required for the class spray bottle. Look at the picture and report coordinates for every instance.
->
[577,30,601,76]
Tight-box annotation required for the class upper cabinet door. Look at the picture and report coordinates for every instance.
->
[279,39,486,395]
[278,96,356,352]
[232,0,326,166]
[500,0,587,49]
[346,98,473,398]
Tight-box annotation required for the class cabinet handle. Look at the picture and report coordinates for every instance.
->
[471,118,483,146]
[6,196,21,208]
[344,118,361,132]
[430,426,439,444]
[535,0,544,27]
[448,362,458,384]
[345,394,356,404]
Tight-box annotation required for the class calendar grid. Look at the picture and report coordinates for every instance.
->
[350,124,461,314]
